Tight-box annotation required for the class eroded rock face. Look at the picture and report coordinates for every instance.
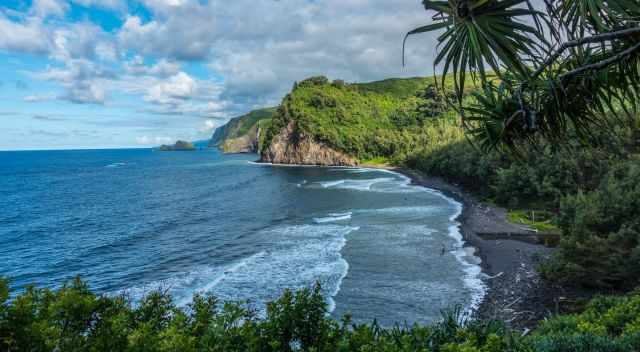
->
[222,125,261,153]
[260,122,358,166]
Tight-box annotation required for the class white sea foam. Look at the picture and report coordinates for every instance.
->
[319,180,346,188]
[124,224,359,314]
[105,162,126,168]
[355,206,439,215]
[313,212,353,223]
[351,167,487,314]
[253,162,487,316]
[447,224,487,315]
[314,177,397,191]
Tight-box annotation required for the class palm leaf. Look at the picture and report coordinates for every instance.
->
[405,0,543,101]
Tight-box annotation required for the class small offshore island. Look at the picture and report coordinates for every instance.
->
[158,140,196,151]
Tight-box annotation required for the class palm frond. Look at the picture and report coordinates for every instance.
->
[404,0,544,101]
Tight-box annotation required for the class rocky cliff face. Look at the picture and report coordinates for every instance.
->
[221,125,261,153]
[260,122,358,166]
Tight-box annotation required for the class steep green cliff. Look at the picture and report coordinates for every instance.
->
[260,76,449,165]
[209,107,276,153]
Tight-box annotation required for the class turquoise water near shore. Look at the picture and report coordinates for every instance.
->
[0,148,484,325]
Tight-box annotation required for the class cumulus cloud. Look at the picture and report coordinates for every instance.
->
[0,16,51,54]
[30,0,69,19]
[36,59,115,104]
[144,72,197,104]
[116,0,439,109]
[3,0,445,131]
[125,56,180,77]
[199,119,217,133]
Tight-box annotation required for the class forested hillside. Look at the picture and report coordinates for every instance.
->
[209,108,276,153]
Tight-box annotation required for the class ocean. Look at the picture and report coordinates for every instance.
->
[0,148,484,326]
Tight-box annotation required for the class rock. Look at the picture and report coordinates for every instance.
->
[158,140,196,151]
[260,121,358,166]
[221,124,261,153]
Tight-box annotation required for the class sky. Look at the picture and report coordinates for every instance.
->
[0,0,440,150]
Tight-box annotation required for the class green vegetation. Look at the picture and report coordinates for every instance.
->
[360,156,390,167]
[209,108,276,152]
[405,114,640,288]
[158,141,196,151]
[261,76,454,161]
[205,1,640,342]
[541,159,640,289]
[507,210,560,234]
[405,0,640,150]
[252,69,640,289]
[3,277,640,352]
[351,77,432,99]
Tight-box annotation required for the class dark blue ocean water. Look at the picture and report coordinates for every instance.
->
[0,148,484,325]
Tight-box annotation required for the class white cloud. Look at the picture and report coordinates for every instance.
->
[63,80,106,104]
[0,17,51,54]
[116,0,439,109]
[125,56,180,77]
[3,0,448,130]
[36,59,114,104]
[144,71,197,104]
[30,0,69,19]
[199,119,217,133]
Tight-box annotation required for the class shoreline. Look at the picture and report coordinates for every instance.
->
[364,165,557,330]
[255,159,558,329]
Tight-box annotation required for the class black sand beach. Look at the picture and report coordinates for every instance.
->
[385,167,562,330]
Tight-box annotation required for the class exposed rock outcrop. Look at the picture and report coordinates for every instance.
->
[260,122,358,166]
[209,107,275,153]
[221,125,261,153]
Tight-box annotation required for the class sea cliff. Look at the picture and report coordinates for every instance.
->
[260,121,358,166]
[209,108,275,153]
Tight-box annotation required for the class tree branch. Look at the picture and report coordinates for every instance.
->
[529,27,640,81]
[559,41,640,81]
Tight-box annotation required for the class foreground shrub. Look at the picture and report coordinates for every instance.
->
[530,293,640,351]
[3,277,640,351]
[0,278,517,352]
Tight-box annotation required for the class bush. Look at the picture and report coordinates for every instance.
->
[0,278,521,352]
[542,160,640,289]
[529,293,640,351]
[3,277,640,351]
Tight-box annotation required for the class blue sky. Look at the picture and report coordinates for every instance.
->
[0,0,435,150]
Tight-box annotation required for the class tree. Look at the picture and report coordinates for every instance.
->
[404,0,640,150]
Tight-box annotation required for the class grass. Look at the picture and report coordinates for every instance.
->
[360,156,391,166]
[507,209,561,233]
